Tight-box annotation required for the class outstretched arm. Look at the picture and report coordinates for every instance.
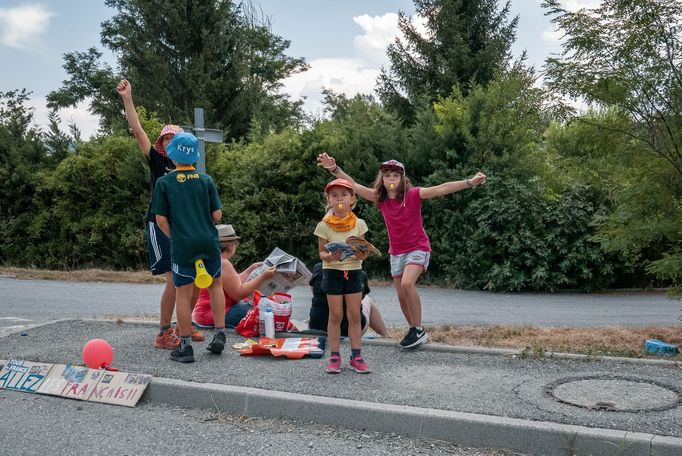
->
[221,260,277,302]
[317,152,377,203]
[116,79,151,158]
[419,172,487,200]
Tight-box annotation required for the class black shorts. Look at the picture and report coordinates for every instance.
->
[321,269,364,295]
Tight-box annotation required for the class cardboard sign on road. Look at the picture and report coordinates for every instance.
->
[36,364,104,401]
[89,371,152,407]
[0,359,52,393]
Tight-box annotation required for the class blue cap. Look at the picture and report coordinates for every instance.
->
[166,132,199,165]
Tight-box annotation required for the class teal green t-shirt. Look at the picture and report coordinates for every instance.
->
[151,168,222,266]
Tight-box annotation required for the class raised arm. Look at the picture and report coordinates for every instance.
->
[419,172,487,200]
[317,152,377,203]
[221,260,276,302]
[116,79,151,157]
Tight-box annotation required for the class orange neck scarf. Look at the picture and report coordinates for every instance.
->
[323,211,357,232]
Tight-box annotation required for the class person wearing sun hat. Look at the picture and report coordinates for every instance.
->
[151,132,226,363]
[117,79,207,350]
[317,152,487,350]
[191,224,277,329]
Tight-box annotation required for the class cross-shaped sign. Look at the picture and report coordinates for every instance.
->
[182,108,223,173]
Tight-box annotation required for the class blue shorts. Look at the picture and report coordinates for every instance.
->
[171,256,222,288]
[225,301,251,328]
[146,221,171,275]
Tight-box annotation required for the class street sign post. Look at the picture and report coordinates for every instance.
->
[182,108,223,173]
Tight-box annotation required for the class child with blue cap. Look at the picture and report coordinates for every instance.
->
[151,132,226,363]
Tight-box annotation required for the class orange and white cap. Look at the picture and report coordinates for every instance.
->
[324,178,354,193]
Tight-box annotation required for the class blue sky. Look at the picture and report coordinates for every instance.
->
[0,1,598,137]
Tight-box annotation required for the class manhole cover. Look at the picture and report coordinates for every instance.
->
[548,376,680,412]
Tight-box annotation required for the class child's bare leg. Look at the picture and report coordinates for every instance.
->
[393,276,414,326]
[327,294,344,353]
[365,297,389,337]
[400,265,425,326]
[345,293,363,349]
[190,285,200,312]
[175,284,194,337]
[159,272,176,327]
[208,279,225,330]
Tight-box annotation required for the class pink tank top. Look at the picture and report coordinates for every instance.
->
[377,186,431,255]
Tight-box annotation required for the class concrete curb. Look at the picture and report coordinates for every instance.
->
[82,318,682,368]
[143,376,682,456]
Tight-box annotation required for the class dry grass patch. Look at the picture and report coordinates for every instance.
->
[388,325,682,359]
[0,267,164,284]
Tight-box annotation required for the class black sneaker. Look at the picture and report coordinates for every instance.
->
[170,344,194,363]
[207,331,226,354]
[398,327,416,348]
[400,326,428,349]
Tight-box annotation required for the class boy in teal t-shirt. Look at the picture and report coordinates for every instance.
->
[151,132,226,363]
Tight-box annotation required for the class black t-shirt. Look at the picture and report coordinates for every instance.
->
[146,146,175,222]
[308,262,370,335]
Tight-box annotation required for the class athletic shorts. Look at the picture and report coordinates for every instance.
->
[171,256,221,288]
[321,269,364,295]
[146,221,172,275]
[390,250,431,277]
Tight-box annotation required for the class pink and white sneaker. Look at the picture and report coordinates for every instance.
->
[325,355,342,374]
[348,355,370,374]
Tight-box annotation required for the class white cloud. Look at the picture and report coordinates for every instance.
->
[562,0,602,12]
[0,5,53,49]
[541,26,564,46]
[29,96,100,140]
[282,12,429,115]
[352,13,400,66]
[282,58,381,116]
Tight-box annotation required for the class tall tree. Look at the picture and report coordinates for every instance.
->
[48,0,307,140]
[377,0,518,122]
[543,0,682,294]
[0,91,47,265]
[543,0,682,179]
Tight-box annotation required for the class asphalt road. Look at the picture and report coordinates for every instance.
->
[0,276,678,331]
[0,392,522,456]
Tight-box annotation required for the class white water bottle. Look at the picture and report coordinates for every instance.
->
[264,307,275,339]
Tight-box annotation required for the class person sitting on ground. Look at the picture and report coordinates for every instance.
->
[308,262,388,338]
[192,224,277,329]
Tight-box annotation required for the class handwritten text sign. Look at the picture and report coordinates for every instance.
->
[37,364,103,401]
[0,359,53,393]
[90,372,152,407]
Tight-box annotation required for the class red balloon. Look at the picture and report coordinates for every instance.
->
[82,339,114,369]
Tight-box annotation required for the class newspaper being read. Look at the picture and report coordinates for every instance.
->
[246,247,312,295]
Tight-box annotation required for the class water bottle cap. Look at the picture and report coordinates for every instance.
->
[266,307,272,312]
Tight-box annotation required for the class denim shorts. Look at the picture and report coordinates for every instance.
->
[389,250,431,277]
[321,269,364,295]
[171,256,221,288]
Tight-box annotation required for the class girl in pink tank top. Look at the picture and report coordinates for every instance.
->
[317,153,486,349]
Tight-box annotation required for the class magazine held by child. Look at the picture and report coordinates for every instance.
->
[324,236,381,262]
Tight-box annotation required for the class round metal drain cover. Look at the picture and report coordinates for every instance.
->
[549,376,680,412]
